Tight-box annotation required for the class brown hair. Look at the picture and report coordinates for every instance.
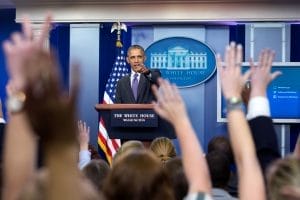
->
[103,149,175,200]
[113,140,144,163]
[82,159,110,193]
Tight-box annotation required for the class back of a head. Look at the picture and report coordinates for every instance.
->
[206,150,231,189]
[103,149,175,200]
[208,136,233,163]
[82,159,111,193]
[164,157,188,200]
[267,156,300,200]
[150,137,177,163]
[113,140,144,163]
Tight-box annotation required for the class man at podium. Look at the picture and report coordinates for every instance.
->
[115,44,161,104]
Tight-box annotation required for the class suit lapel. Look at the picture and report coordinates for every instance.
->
[125,75,136,102]
[137,74,147,102]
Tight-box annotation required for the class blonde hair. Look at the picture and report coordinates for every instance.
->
[113,140,144,163]
[267,156,300,200]
[150,137,176,163]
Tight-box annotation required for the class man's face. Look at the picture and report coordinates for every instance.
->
[126,48,146,72]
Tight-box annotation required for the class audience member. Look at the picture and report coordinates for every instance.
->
[0,99,5,197]
[208,136,233,163]
[206,150,237,200]
[103,149,174,200]
[164,157,188,200]
[2,14,100,200]
[149,136,176,163]
[78,120,91,169]
[82,159,111,194]
[217,42,280,200]
[266,156,300,200]
[113,140,144,163]
[152,78,212,199]
[207,136,238,197]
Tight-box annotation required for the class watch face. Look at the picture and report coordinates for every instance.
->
[7,92,26,113]
[229,97,242,104]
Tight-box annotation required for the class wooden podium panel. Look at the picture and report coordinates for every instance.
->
[95,104,176,140]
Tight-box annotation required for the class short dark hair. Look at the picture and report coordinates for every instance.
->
[127,44,145,56]
[208,135,233,163]
[206,150,231,188]
[164,157,188,200]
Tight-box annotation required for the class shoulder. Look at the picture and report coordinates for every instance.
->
[117,75,130,83]
[184,192,214,200]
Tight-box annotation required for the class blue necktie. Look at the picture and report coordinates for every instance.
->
[132,73,139,100]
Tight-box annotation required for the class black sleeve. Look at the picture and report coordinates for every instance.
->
[144,69,161,84]
[248,116,281,173]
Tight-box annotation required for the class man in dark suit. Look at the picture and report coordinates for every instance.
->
[115,44,161,104]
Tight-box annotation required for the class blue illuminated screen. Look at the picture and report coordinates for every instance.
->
[220,63,300,123]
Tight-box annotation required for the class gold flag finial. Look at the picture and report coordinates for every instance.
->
[111,21,127,48]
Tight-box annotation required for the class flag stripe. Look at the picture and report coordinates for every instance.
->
[98,47,129,165]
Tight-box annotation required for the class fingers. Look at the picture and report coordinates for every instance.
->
[37,13,52,47]
[236,44,243,66]
[22,15,33,40]
[271,71,282,81]
[243,69,251,84]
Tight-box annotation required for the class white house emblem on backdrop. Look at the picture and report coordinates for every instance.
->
[145,37,216,87]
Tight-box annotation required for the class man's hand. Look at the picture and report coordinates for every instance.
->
[137,64,150,75]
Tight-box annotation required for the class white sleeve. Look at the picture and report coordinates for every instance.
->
[78,150,91,170]
[246,96,270,120]
[0,118,6,123]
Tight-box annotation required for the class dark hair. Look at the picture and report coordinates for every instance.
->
[103,150,174,200]
[127,45,145,56]
[206,150,231,188]
[88,144,102,160]
[164,157,188,200]
[208,136,233,163]
[82,159,110,193]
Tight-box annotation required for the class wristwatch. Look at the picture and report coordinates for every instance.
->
[6,92,26,114]
[226,96,244,112]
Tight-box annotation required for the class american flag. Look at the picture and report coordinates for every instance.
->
[98,48,129,165]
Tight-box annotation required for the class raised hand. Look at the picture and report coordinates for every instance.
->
[78,120,90,151]
[217,42,251,100]
[3,14,52,93]
[249,49,281,98]
[151,78,188,124]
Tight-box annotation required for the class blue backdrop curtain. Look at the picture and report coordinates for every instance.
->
[289,24,300,152]
[229,24,245,60]
[50,24,70,90]
[0,9,21,119]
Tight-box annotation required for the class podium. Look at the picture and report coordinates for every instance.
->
[95,104,176,140]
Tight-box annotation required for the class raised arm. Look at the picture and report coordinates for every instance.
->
[1,14,51,200]
[152,78,211,195]
[217,42,265,200]
[247,49,281,173]
[78,120,91,170]
[2,82,38,200]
